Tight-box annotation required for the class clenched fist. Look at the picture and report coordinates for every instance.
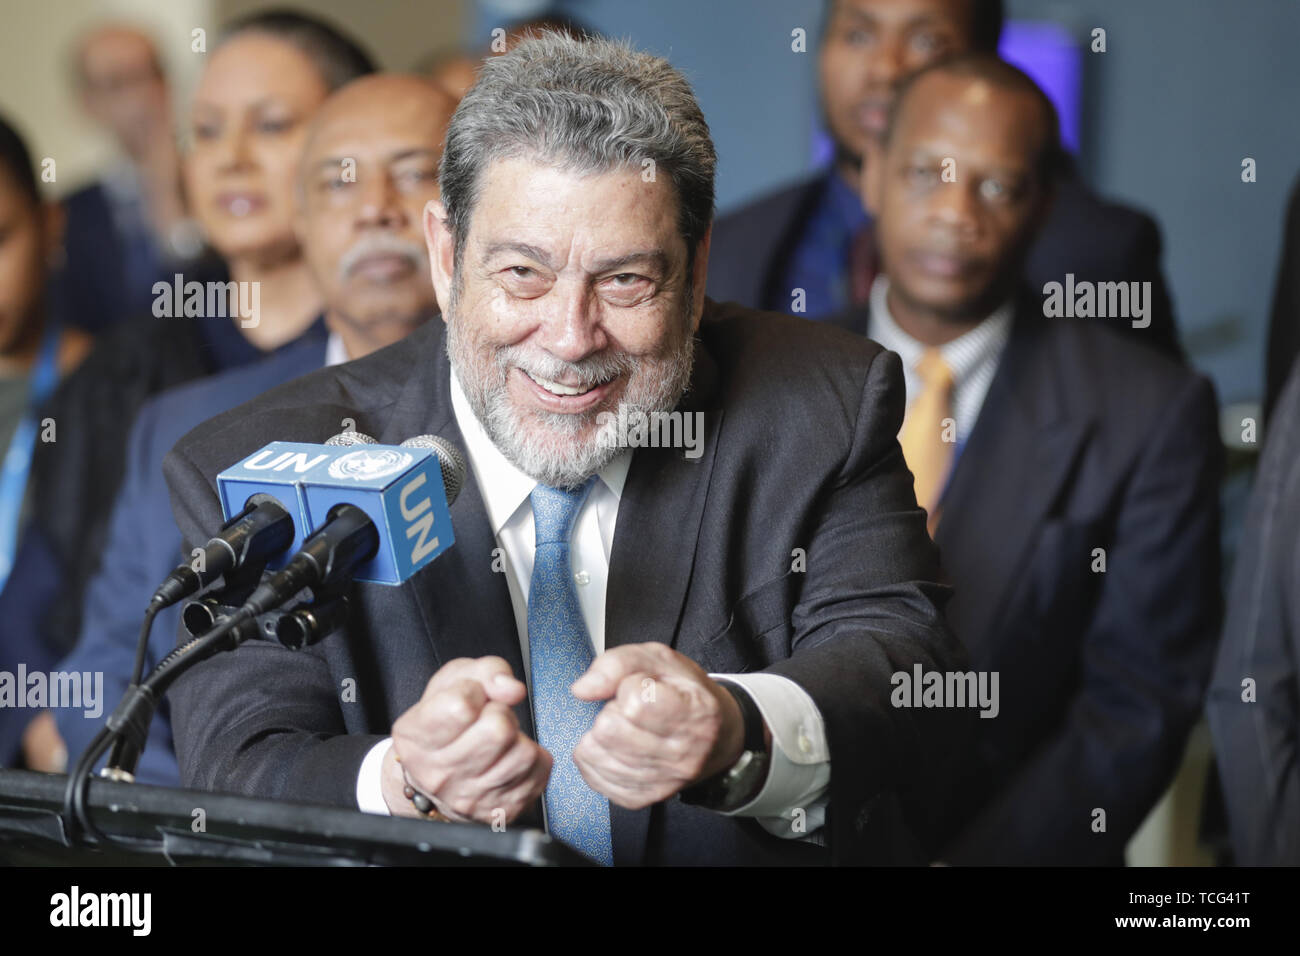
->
[383,656,551,824]
[570,643,761,810]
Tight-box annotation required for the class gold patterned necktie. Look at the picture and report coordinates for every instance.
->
[899,348,955,533]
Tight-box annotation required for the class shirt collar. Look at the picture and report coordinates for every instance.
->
[324,330,349,367]
[868,275,1013,385]
[448,365,632,536]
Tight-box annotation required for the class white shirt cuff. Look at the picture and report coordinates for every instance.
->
[708,673,830,839]
[356,737,394,814]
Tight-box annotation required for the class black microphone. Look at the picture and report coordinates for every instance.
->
[148,428,371,610]
[150,494,295,609]
[240,503,380,616]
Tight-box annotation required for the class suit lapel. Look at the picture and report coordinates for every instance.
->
[373,322,725,860]
[374,323,532,737]
[603,335,724,865]
[935,300,1093,655]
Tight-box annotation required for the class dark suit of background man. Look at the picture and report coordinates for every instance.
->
[1263,172,1300,425]
[1206,355,1300,865]
[831,55,1221,864]
[49,74,456,785]
[163,32,966,866]
[708,0,1181,360]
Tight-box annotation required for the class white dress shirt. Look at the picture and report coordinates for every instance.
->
[323,330,348,368]
[866,276,1013,443]
[357,367,830,840]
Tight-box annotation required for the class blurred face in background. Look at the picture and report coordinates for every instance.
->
[864,71,1050,322]
[77,27,169,158]
[820,0,976,169]
[296,76,454,353]
[185,32,330,267]
[0,168,60,356]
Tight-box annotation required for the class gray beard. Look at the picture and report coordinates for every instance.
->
[444,285,697,490]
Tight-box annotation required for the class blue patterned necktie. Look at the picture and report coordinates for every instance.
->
[528,477,613,866]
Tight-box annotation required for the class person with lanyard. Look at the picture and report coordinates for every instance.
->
[0,113,95,760]
[0,316,61,584]
[0,115,95,579]
[1,10,376,771]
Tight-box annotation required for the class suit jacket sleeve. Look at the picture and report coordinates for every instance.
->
[1206,364,1300,865]
[759,346,973,863]
[942,373,1222,864]
[53,402,180,785]
[163,444,387,807]
[1265,175,1300,423]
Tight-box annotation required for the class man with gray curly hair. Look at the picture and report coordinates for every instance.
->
[165,30,965,866]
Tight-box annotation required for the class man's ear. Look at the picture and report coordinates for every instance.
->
[690,224,712,331]
[861,140,885,217]
[424,199,455,319]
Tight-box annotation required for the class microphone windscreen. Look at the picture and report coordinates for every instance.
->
[326,430,378,446]
[400,435,467,505]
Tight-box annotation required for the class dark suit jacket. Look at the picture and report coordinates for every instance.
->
[162,302,969,865]
[1206,356,1300,864]
[832,296,1222,864]
[1264,172,1300,423]
[52,332,330,785]
[707,164,1183,360]
[50,181,145,334]
[49,181,224,335]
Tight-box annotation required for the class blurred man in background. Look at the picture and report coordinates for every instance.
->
[53,24,213,334]
[832,54,1220,863]
[708,0,1182,359]
[41,74,455,780]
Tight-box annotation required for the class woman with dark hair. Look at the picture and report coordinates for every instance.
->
[3,10,375,771]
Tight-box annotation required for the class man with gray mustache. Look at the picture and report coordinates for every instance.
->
[163,33,964,865]
[47,74,457,782]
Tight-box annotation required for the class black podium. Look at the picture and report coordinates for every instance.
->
[0,769,588,866]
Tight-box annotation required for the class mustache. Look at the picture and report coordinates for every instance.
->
[494,343,638,389]
[337,234,426,280]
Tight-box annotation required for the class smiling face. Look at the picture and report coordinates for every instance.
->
[820,0,975,166]
[427,156,709,488]
[865,70,1050,323]
[185,33,330,266]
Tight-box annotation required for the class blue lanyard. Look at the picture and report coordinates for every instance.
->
[0,319,62,589]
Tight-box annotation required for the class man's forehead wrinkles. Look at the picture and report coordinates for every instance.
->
[309,141,439,163]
